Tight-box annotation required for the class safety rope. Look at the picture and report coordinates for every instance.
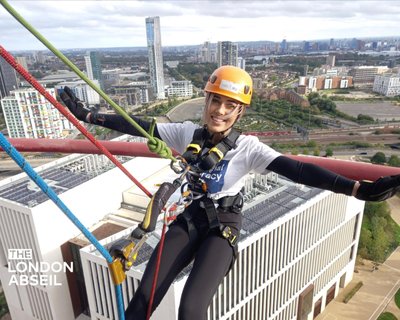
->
[0,0,177,163]
[0,132,126,320]
[0,45,152,199]
[147,206,177,320]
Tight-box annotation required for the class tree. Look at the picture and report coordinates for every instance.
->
[371,152,386,164]
[325,147,333,157]
[388,155,400,167]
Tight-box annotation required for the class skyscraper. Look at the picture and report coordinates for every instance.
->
[0,56,18,99]
[146,16,165,100]
[201,41,212,63]
[85,51,103,90]
[217,41,238,67]
[326,54,336,68]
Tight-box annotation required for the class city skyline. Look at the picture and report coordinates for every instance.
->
[0,1,399,51]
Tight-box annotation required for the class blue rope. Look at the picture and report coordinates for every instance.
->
[0,133,125,320]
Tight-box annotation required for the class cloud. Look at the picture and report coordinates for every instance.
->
[0,0,399,50]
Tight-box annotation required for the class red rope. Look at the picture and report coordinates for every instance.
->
[146,215,175,320]
[0,46,152,198]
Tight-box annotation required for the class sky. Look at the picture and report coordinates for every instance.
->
[0,0,400,51]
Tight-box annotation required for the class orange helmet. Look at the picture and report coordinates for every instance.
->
[204,66,253,105]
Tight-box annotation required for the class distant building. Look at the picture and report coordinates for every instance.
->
[165,61,179,68]
[237,57,246,70]
[15,56,29,71]
[326,54,336,67]
[348,66,388,87]
[166,80,193,98]
[373,74,400,97]
[264,88,310,107]
[85,51,103,90]
[111,84,150,106]
[1,88,73,139]
[55,80,101,106]
[217,41,238,67]
[39,71,79,87]
[200,41,212,63]
[299,76,353,91]
[146,16,165,100]
[0,56,18,99]
[280,39,288,53]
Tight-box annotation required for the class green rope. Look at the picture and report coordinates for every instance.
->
[0,0,176,162]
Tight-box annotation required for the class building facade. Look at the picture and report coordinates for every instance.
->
[299,76,353,91]
[217,41,238,67]
[0,56,18,99]
[84,51,103,90]
[0,137,150,320]
[146,16,165,100]
[166,80,193,98]
[81,176,364,320]
[200,41,213,63]
[1,88,73,139]
[348,66,388,87]
[373,74,400,97]
[56,80,101,106]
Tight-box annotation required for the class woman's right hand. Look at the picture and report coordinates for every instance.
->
[59,86,91,122]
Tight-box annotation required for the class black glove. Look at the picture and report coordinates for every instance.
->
[356,175,400,202]
[59,86,91,122]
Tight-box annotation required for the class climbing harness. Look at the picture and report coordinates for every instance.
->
[182,126,241,172]
[0,133,126,320]
[0,45,153,199]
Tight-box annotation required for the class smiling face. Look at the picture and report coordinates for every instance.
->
[203,93,243,134]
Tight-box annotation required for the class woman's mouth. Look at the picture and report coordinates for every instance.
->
[211,116,225,123]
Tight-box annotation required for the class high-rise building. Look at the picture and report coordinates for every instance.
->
[145,16,165,100]
[217,41,238,67]
[326,54,336,68]
[0,56,18,99]
[280,39,288,54]
[84,51,103,90]
[0,88,73,138]
[201,41,212,63]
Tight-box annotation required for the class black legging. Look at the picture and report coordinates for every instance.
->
[125,213,234,320]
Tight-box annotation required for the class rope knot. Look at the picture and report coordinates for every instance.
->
[147,137,173,160]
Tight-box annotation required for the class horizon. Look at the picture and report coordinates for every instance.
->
[1,1,400,51]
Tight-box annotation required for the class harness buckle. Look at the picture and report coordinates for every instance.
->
[220,225,238,246]
[208,146,224,161]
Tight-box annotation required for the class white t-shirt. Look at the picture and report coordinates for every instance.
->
[158,121,281,199]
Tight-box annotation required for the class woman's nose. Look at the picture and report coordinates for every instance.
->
[214,102,228,114]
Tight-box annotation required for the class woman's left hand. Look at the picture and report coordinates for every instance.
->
[355,175,400,201]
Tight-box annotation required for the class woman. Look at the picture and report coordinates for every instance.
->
[60,66,400,320]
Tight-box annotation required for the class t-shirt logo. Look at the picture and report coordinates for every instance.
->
[200,160,229,193]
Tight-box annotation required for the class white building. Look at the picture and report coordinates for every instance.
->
[167,80,193,98]
[0,135,152,320]
[56,80,101,106]
[82,178,364,320]
[373,74,400,97]
[0,88,73,139]
[237,57,246,71]
[0,138,365,320]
